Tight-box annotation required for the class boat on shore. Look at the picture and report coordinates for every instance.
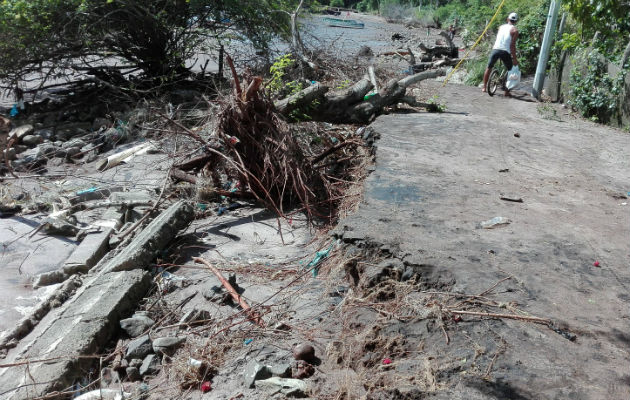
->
[322,17,365,29]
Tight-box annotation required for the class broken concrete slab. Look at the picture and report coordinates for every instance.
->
[100,201,194,273]
[0,269,151,399]
[63,228,113,274]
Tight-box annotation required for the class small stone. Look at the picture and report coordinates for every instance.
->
[100,367,121,388]
[152,336,186,356]
[292,343,315,362]
[269,363,292,378]
[126,366,141,381]
[21,135,43,147]
[120,315,155,338]
[139,354,160,376]
[291,360,314,379]
[33,270,68,289]
[243,361,271,388]
[129,358,143,368]
[37,144,58,158]
[2,148,16,161]
[125,335,152,360]
[35,128,55,140]
[65,146,81,158]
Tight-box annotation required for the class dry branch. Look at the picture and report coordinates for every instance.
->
[448,310,552,325]
[193,257,266,328]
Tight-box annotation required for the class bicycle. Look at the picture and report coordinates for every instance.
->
[486,65,508,96]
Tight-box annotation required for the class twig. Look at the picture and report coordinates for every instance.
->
[447,310,551,325]
[193,257,266,328]
[312,140,359,164]
[477,276,512,297]
[117,166,171,240]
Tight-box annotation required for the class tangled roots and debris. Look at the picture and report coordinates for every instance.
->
[216,66,334,221]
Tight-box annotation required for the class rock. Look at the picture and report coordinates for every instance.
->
[41,216,80,236]
[255,377,309,397]
[64,146,81,158]
[13,144,28,154]
[35,128,55,141]
[126,366,141,381]
[291,360,314,379]
[179,308,211,325]
[61,138,87,149]
[292,343,315,362]
[2,148,16,161]
[33,270,68,289]
[21,135,43,147]
[152,336,185,356]
[125,335,153,360]
[9,125,34,141]
[100,367,121,388]
[129,358,143,368]
[120,315,155,338]
[139,354,160,376]
[243,361,272,388]
[55,122,91,141]
[36,144,59,158]
[269,363,292,378]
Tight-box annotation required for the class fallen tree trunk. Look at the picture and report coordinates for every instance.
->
[274,82,328,114]
[275,69,446,124]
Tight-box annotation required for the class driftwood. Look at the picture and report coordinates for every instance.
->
[274,69,445,124]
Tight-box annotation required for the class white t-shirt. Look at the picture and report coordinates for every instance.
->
[493,24,514,52]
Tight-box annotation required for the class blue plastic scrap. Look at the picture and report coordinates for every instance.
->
[244,338,253,345]
[9,104,18,117]
[76,187,99,196]
[307,242,335,277]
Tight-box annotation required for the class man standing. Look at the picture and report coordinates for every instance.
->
[482,12,519,96]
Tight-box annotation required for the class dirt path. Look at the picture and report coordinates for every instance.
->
[333,80,629,399]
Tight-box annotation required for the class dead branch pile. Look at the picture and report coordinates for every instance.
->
[169,57,366,223]
[214,64,331,221]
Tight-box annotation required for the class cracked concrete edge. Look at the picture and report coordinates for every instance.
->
[100,200,195,273]
[0,269,152,399]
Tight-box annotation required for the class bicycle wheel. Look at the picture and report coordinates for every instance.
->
[487,69,500,96]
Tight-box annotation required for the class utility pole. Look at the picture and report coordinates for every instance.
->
[532,0,561,100]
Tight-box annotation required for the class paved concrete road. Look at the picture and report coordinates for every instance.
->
[337,81,629,399]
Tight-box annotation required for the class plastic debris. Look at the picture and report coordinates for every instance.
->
[201,381,212,393]
[307,242,335,277]
[10,104,18,117]
[593,261,600,267]
[382,358,392,365]
[479,217,511,229]
[244,338,253,345]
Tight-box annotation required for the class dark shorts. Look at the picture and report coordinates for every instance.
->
[487,49,513,70]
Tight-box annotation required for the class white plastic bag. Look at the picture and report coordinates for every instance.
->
[506,66,521,90]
